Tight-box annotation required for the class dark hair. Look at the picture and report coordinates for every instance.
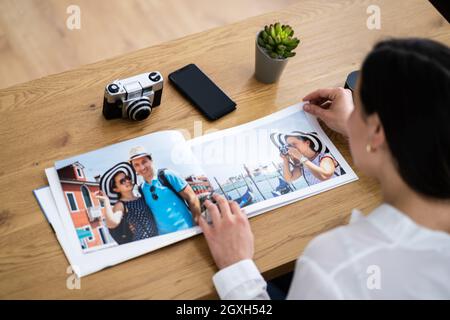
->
[360,38,450,199]
[286,133,328,153]
[293,136,316,152]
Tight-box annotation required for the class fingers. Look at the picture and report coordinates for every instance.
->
[303,87,340,102]
[287,147,301,159]
[204,200,221,226]
[203,196,240,229]
[198,213,212,237]
[213,194,232,220]
[229,201,246,220]
[94,190,105,197]
[287,149,295,157]
[303,103,329,121]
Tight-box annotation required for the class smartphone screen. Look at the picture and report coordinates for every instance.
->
[169,64,236,120]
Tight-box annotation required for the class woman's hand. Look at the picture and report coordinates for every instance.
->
[94,190,110,205]
[287,147,303,160]
[198,194,254,270]
[280,152,290,162]
[303,87,354,137]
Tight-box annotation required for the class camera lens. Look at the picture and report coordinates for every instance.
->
[134,108,151,121]
[108,84,119,93]
[126,97,152,121]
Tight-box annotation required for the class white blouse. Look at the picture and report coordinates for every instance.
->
[212,204,450,299]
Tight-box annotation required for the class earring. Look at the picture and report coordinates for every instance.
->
[366,144,373,153]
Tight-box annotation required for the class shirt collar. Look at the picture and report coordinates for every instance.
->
[351,203,450,251]
[142,178,158,188]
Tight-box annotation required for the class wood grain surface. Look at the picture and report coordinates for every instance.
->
[0,0,297,89]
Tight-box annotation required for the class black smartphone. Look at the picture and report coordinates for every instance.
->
[168,64,236,120]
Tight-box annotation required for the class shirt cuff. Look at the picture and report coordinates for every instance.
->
[212,259,265,299]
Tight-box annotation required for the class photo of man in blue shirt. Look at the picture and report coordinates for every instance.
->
[129,146,201,235]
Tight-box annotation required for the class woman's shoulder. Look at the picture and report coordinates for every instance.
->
[300,212,384,272]
[113,201,125,211]
[318,152,336,161]
[318,152,338,167]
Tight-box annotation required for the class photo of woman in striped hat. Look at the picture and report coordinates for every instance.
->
[94,162,159,245]
[273,131,344,186]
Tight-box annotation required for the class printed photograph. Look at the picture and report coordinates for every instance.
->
[55,131,209,252]
[190,109,346,208]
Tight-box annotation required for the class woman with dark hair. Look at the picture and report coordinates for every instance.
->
[197,38,450,299]
[95,162,158,244]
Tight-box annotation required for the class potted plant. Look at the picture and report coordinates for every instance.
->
[255,23,300,84]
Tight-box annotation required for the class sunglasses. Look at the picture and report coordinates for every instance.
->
[150,185,158,200]
[118,176,132,185]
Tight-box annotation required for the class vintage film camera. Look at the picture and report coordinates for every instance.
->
[103,72,163,121]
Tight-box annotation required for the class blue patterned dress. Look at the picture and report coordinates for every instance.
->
[121,197,159,240]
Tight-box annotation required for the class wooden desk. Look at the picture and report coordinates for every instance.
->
[0,0,448,299]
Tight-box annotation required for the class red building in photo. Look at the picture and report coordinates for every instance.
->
[185,174,214,199]
[57,162,115,251]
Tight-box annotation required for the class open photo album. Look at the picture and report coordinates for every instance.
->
[34,102,358,277]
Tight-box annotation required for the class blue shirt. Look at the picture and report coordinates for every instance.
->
[141,169,194,235]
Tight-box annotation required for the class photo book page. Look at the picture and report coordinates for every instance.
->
[36,102,358,277]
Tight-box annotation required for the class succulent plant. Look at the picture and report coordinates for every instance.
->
[257,22,300,59]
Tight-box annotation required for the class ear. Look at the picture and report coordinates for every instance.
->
[367,113,386,150]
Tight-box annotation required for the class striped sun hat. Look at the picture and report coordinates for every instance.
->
[283,131,327,154]
[270,131,328,153]
[99,162,137,204]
